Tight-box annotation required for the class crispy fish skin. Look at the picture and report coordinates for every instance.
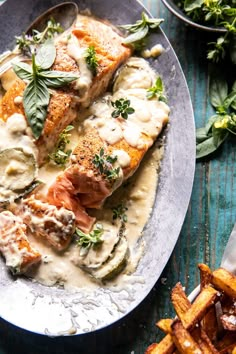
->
[0,210,41,274]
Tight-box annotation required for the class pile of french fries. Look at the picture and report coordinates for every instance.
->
[146,264,236,354]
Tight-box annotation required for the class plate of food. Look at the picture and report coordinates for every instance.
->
[0,0,195,335]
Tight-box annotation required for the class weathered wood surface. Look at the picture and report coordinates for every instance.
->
[0,1,235,353]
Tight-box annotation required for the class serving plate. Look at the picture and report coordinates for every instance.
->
[0,0,195,335]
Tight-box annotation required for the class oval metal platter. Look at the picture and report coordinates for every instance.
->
[0,0,195,335]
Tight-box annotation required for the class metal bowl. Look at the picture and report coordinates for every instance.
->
[161,0,227,33]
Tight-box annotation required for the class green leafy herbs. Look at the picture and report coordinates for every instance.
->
[176,0,236,63]
[84,45,98,76]
[147,76,167,101]
[112,203,128,223]
[16,18,63,56]
[13,40,77,139]
[120,12,164,50]
[48,125,74,167]
[75,224,104,254]
[111,98,135,119]
[196,75,236,159]
[92,148,120,181]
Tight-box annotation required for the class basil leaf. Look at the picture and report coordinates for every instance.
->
[12,62,33,80]
[35,39,56,70]
[23,78,50,139]
[212,126,228,148]
[196,127,210,143]
[38,70,77,88]
[223,90,236,110]
[205,115,219,135]
[184,0,204,12]
[122,26,149,44]
[209,76,228,109]
[231,81,236,110]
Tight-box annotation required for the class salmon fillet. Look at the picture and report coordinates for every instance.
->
[0,14,131,164]
[47,128,152,211]
[0,210,41,274]
[20,196,77,250]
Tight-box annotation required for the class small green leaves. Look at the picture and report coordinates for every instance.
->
[13,40,77,139]
[147,76,167,102]
[120,12,164,49]
[92,148,120,181]
[84,45,98,76]
[196,76,236,159]
[112,203,128,223]
[75,224,104,252]
[48,125,74,167]
[15,18,63,56]
[111,98,135,119]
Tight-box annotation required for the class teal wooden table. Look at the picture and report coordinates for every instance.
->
[0,1,236,353]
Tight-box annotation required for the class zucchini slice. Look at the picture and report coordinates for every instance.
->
[0,147,37,203]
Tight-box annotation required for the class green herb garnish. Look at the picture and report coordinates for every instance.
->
[13,40,77,139]
[147,77,167,102]
[111,98,135,119]
[75,224,104,250]
[48,125,74,167]
[16,18,63,56]
[92,148,120,181]
[177,1,236,63]
[112,203,128,223]
[84,45,98,76]
[120,12,164,50]
[196,75,236,159]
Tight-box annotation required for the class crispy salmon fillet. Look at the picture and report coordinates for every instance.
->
[1,14,131,164]
[20,196,77,250]
[0,211,41,274]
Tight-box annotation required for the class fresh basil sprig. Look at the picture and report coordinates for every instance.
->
[13,40,77,139]
[120,12,164,49]
[196,75,236,159]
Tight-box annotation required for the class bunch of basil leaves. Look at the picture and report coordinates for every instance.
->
[13,40,77,139]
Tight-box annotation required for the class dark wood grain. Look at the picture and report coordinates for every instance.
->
[0,1,235,353]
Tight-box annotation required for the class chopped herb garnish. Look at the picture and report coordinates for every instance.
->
[48,125,74,167]
[16,18,63,56]
[84,45,98,76]
[120,12,164,50]
[112,203,128,223]
[92,148,120,181]
[147,76,167,102]
[111,98,135,119]
[75,224,104,250]
[13,40,77,139]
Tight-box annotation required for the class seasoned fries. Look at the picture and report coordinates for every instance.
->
[145,264,236,354]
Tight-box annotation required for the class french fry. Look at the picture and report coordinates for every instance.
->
[212,268,236,298]
[145,334,175,354]
[198,263,212,289]
[181,286,218,330]
[145,264,236,354]
[171,321,202,354]
[156,319,173,334]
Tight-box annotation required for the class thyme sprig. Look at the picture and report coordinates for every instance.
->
[75,224,104,251]
[112,203,128,223]
[111,98,135,119]
[92,148,120,181]
[84,45,98,76]
[48,125,74,167]
[16,18,63,56]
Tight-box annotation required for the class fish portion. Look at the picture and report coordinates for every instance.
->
[0,13,131,164]
[0,211,41,274]
[47,58,170,213]
[20,196,76,251]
